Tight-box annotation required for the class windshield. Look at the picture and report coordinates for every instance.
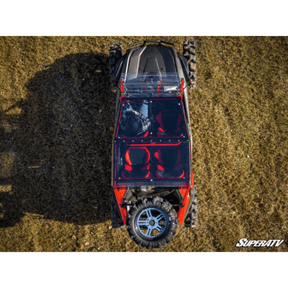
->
[116,98,188,139]
[120,72,182,97]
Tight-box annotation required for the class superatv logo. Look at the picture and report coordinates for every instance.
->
[235,238,284,248]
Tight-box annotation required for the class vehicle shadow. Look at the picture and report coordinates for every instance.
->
[0,52,116,227]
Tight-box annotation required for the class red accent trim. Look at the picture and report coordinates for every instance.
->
[124,164,132,171]
[178,171,185,178]
[120,80,124,92]
[113,187,127,225]
[129,142,181,147]
[154,151,160,160]
[180,79,184,92]
[177,185,191,225]
[155,149,163,164]
[145,147,150,163]
[179,187,187,197]
[120,134,185,139]
[118,97,180,101]
[125,150,132,165]
[144,130,149,137]
[157,164,164,171]
[158,127,165,132]
[191,169,194,188]
[144,171,150,178]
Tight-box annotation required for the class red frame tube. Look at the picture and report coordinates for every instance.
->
[113,187,128,225]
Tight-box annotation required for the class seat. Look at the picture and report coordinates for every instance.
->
[154,147,184,178]
[155,110,183,137]
[122,147,150,179]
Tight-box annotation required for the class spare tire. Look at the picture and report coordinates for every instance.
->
[127,197,178,249]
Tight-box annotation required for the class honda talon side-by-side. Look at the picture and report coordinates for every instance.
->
[109,40,197,249]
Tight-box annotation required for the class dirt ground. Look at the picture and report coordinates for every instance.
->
[0,36,287,252]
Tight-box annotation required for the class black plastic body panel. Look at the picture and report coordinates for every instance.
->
[123,45,178,77]
[178,54,190,82]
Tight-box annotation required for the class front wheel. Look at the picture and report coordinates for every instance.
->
[183,40,197,89]
[127,197,178,249]
[108,42,123,86]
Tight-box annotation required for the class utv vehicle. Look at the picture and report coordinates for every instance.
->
[109,40,197,249]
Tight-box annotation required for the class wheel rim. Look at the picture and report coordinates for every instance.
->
[136,207,167,239]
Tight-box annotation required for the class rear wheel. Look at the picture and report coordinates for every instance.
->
[185,183,197,228]
[127,197,178,249]
[183,40,197,89]
[109,42,123,86]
